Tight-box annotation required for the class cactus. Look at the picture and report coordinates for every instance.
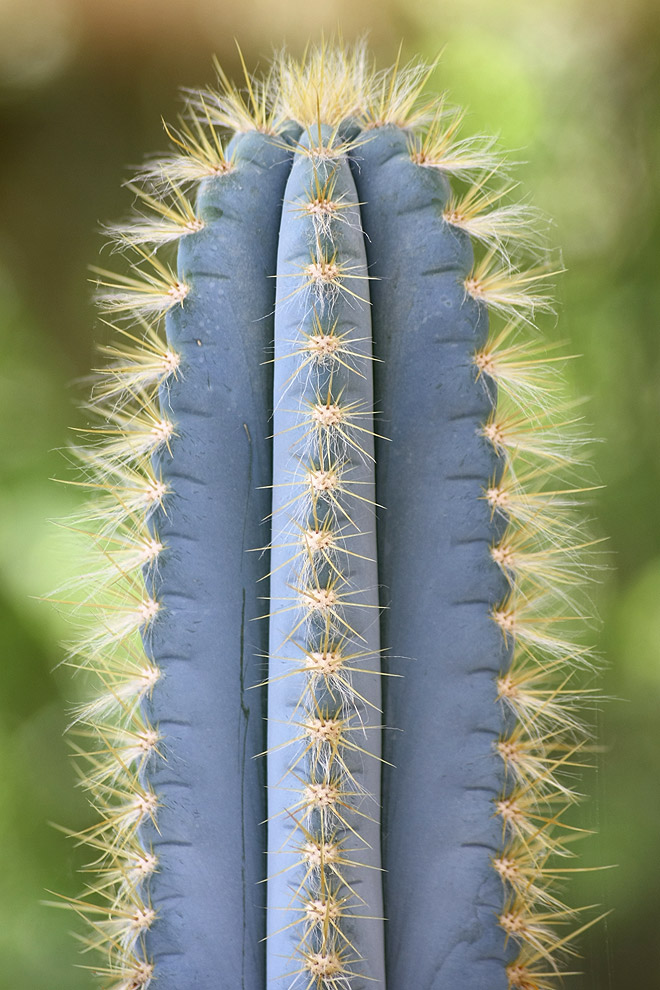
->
[53,41,604,990]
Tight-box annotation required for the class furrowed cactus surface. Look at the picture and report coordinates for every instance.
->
[54,41,604,990]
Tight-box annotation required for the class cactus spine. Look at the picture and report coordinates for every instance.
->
[54,42,602,990]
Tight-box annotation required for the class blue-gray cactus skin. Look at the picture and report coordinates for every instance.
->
[143,130,294,990]
[267,127,385,988]
[352,126,510,990]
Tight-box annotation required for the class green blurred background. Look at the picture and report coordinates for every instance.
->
[1,0,658,986]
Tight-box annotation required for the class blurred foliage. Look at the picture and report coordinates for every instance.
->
[0,0,658,987]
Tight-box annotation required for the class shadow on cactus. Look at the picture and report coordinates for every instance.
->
[49,40,607,990]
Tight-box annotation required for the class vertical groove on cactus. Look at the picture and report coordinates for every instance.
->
[52,41,604,990]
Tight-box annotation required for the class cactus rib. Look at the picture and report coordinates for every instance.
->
[267,125,385,989]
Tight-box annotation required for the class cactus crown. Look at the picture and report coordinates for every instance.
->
[52,40,603,990]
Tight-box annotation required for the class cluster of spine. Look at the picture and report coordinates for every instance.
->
[430,103,603,986]
[477,315,602,988]
[383,77,602,985]
[52,269,183,985]
[266,128,384,988]
[52,41,602,990]
[51,109,227,990]
[435,145,602,989]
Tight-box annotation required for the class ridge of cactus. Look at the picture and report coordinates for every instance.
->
[266,124,385,988]
[50,40,604,990]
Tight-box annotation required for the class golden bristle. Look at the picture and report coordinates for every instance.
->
[274,37,371,128]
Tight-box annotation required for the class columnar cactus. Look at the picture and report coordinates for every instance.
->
[55,42,603,990]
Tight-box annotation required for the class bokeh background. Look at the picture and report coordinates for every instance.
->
[1,0,658,987]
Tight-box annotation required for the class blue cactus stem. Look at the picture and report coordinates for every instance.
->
[56,46,601,990]
[352,126,511,990]
[267,128,386,988]
[142,130,294,990]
